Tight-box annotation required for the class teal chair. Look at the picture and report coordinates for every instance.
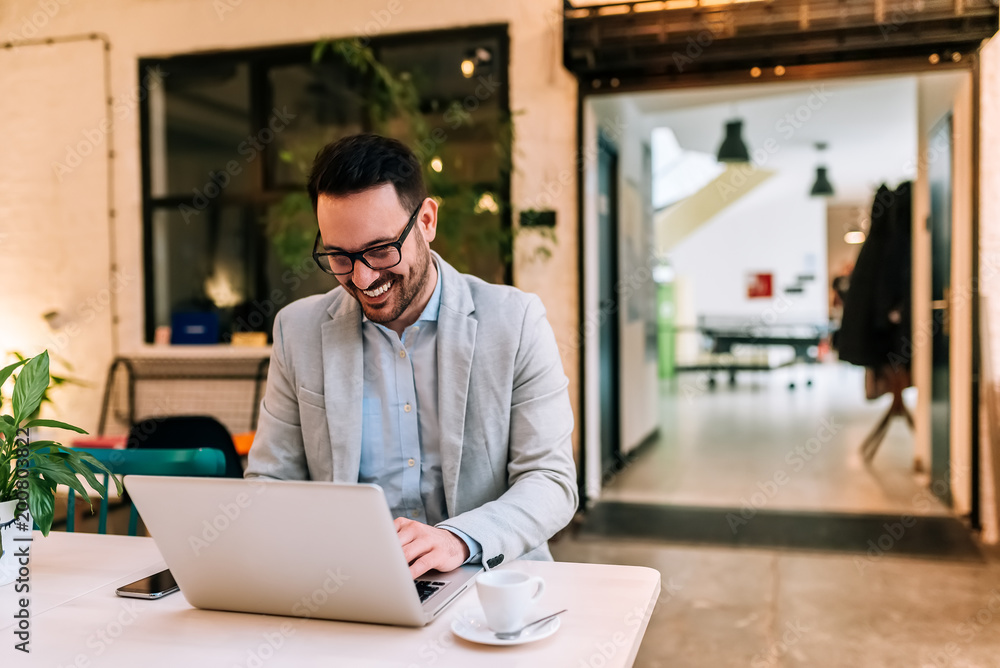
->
[65,447,226,536]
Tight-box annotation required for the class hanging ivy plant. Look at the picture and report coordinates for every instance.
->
[264,37,553,280]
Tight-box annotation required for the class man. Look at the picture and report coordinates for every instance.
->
[245,133,578,579]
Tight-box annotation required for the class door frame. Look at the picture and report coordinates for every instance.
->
[574,55,982,527]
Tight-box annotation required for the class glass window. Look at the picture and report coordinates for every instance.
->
[141,27,510,344]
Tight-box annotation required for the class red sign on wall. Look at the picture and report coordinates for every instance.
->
[746,272,773,299]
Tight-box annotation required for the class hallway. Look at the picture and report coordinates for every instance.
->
[559,360,996,666]
[601,362,949,517]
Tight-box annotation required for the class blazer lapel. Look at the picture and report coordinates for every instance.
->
[435,256,477,516]
[322,295,363,483]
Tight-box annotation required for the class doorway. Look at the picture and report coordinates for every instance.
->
[578,67,979,543]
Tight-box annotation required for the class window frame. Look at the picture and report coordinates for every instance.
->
[138,24,512,343]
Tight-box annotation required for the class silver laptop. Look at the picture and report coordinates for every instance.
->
[124,476,482,627]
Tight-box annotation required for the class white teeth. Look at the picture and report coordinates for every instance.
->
[362,281,392,298]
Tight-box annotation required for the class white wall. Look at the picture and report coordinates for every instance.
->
[649,78,919,328]
[0,38,113,434]
[0,0,580,457]
[668,158,829,324]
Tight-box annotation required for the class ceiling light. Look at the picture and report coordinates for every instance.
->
[844,230,866,244]
[716,119,750,163]
[810,167,835,197]
[810,143,835,197]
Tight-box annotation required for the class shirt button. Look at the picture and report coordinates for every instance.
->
[411,510,420,518]
[399,350,406,358]
[404,403,412,413]
[408,458,415,467]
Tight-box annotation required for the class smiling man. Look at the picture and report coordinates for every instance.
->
[245,133,578,578]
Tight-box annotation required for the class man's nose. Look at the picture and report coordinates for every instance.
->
[352,260,380,289]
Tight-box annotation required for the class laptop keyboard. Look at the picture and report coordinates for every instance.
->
[415,580,446,603]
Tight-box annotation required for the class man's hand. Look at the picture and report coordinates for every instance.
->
[394,517,470,579]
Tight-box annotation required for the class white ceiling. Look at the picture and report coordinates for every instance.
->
[600,72,964,205]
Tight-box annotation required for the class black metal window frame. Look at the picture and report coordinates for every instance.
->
[138,24,512,344]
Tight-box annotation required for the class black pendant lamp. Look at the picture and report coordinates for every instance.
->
[716,120,750,163]
[810,143,835,197]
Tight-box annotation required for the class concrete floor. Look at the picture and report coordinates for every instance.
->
[601,362,949,516]
[551,536,1000,668]
[557,361,997,667]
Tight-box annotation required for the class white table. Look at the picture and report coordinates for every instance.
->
[1,532,659,667]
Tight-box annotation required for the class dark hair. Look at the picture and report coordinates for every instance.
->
[307,133,427,213]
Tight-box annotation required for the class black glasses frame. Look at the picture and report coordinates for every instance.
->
[312,199,425,276]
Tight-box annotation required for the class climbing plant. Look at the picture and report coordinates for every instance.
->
[264,37,553,281]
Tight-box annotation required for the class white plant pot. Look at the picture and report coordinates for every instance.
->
[0,498,31,587]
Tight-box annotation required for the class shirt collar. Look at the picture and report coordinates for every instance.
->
[361,258,442,325]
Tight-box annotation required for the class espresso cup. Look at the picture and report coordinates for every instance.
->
[476,570,545,633]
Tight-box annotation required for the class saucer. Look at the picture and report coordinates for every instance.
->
[450,607,561,646]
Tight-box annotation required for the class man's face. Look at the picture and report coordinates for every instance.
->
[316,183,438,328]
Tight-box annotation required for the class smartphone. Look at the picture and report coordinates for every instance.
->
[115,569,179,599]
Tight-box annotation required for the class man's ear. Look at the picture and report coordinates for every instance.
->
[418,197,438,244]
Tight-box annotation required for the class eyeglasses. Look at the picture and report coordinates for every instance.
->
[312,199,425,276]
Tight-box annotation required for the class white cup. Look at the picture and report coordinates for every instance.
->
[476,570,545,633]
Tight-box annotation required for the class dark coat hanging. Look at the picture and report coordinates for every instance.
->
[837,181,913,369]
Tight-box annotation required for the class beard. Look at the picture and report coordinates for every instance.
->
[347,240,433,326]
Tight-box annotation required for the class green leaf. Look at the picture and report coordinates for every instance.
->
[69,452,122,497]
[0,358,27,389]
[28,476,55,537]
[12,351,49,427]
[32,461,92,509]
[0,417,13,443]
[24,418,88,434]
[311,39,329,63]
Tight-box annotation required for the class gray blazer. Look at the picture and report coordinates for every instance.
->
[245,253,578,569]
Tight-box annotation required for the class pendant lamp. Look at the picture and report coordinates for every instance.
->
[716,120,750,163]
[810,143,835,197]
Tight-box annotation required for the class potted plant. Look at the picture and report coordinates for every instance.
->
[0,351,120,586]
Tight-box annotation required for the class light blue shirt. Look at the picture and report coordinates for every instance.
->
[359,262,482,564]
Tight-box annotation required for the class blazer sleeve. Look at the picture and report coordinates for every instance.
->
[437,295,579,568]
[244,310,311,481]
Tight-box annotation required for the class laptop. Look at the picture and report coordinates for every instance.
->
[123,476,482,627]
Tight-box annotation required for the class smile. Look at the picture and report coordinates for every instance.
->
[362,281,393,298]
